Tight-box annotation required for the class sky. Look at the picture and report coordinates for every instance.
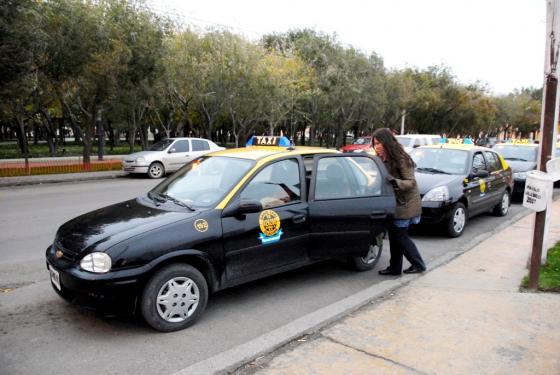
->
[147,0,546,95]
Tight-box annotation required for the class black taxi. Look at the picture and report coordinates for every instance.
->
[46,136,396,331]
[409,144,513,237]
[492,142,538,197]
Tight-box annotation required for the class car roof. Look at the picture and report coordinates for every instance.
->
[209,145,339,161]
[166,137,211,141]
[419,144,490,152]
[396,134,440,138]
[494,143,538,147]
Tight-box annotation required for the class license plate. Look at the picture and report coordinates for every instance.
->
[48,264,61,291]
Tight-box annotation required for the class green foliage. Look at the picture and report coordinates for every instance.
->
[0,1,544,164]
[522,242,560,292]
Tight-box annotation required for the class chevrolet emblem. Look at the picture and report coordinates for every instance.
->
[55,249,64,259]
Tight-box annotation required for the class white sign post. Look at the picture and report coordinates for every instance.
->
[523,171,554,212]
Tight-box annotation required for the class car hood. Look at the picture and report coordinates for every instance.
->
[506,160,537,173]
[124,151,159,161]
[341,144,371,152]
[55,197,199,254]
[415,172,464,195]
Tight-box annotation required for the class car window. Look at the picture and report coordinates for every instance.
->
[346,156,382,196]
[483,151,501,172]
[149,139,174,151]
[353,137,371,145]
[314,157,376,200]
[472,152,487,172]
[192,140,210,151]
[396,136,412,147]
[153,156,254,208]
[240,159,301,209]
[172,140,189,152]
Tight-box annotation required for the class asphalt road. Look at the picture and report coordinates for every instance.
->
[0,177,534,375]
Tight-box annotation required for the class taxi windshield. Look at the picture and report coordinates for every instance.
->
[493,145,537,162]
[149,139,174,151]
[353,137,371,145]
[150,156,255,208]
[410,148,469,174]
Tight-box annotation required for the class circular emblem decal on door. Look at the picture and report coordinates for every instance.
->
[194,219,209,232]
[258,210,283,244]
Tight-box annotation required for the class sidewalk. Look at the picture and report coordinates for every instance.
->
[0,170,127,187]
[236,202,560,374]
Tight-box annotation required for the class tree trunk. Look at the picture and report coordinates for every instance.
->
[40,109,57,157]
[97,114,105,160]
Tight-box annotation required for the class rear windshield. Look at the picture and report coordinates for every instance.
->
[352,137,371,145]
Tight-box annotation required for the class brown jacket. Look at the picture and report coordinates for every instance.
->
[384,156,422,219]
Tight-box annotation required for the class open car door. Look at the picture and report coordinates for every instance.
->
[308,153,396,260]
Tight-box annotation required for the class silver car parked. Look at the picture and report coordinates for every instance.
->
[122,137,225,178]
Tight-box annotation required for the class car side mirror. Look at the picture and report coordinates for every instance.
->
[222,199,262,217]
[471,170,489,178]
[168,148,176,154]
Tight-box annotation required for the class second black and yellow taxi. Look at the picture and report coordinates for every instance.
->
[46,136,397,332]
[409,144,513,237]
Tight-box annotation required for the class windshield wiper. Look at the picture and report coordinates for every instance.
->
[147,191,165,205]
[505,157,528,162]
[159,193,195,211]
[416,167,449,174]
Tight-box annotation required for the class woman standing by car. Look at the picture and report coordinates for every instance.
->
[373,128,427,275]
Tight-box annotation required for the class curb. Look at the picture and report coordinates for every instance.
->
[0,171,127,188]
[173,207,533,375]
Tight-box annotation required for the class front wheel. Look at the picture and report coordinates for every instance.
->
[492,190,510,216]
[147,162,165,179]
[350,233,384,271]
[446,202,467,238]
[140,264,208,332]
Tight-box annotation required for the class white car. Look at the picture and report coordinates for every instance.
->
[396,134,441,153]
[122,137,225,178]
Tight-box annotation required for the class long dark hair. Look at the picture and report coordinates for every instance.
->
[372,128,415,175]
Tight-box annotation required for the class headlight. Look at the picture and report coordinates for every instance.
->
[514,171,531,180]
[80,252,112,273]
[422,186,450,202]
[136,157,146,164]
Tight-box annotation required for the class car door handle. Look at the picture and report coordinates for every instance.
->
[292,214,306,224]
[370,210,387,219]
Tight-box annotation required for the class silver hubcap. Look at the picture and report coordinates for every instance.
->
[453,207,466,233]
[501,193,509,214]
[361,244,380,264]
[156,277,199,323]
[149,164,163,178]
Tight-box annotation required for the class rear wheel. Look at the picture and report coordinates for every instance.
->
[148,162,165,179]
[492,190,510,216]
[140,264,208,332]
[446,203,467,238]
[350,233,384,271]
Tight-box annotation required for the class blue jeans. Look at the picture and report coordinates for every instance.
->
[387,218,426,272]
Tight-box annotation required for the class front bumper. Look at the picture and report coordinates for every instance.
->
[45,246,149,314]
[513,178,526,195]
[122,162,149,174]
[420,200,456,225]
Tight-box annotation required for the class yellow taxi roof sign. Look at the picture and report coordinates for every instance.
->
[246,136,293,147]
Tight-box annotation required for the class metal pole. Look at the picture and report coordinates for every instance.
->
[400,109,406,135]
[528,0,560,290]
